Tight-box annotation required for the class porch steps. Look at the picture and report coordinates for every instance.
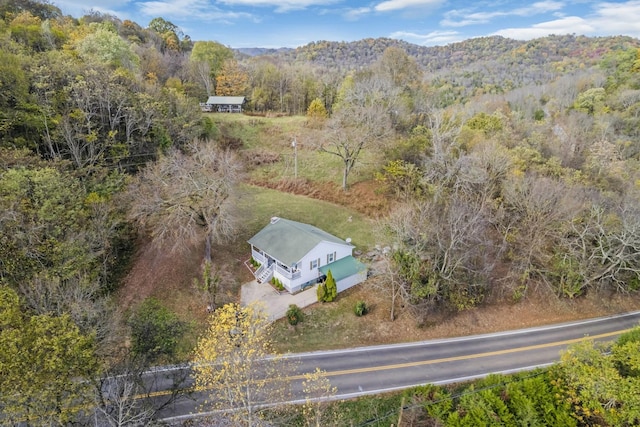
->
[257,266,274,284]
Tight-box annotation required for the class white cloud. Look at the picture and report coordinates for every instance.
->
[344,7,372,20]
[217,0,340,12]
[138,0,252,21]
[492,16,594,39]
[490,1,640,40]
[375,0,444,13]
[442,1,565,27]
[390,29,462,45]
[53,0,132,18]
[587,1,640,37]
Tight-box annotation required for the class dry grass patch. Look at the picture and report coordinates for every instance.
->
[270,277,640,354]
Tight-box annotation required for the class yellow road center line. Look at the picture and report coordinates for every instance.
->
[146,328,628,398]
[297,328,626,379]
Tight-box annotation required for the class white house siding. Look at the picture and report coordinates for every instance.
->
[284,241,353,293]
[336,269,367,293]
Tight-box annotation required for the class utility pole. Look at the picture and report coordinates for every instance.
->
[292,137,297,179]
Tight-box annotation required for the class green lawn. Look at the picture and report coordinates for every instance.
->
[211,113,385,188]
[236,183,378,251]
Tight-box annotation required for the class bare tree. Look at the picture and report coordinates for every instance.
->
[127,142,242,262]
[382,135,512,313]
[92,357,191,427]
[500,174,586,295]
[191,60,214,96]
[321,72,395,190]
[371,248,411,321]
[566,198,640,294]
[385,191,493,314]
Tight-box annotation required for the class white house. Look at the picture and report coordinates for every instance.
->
[248,217,367,294]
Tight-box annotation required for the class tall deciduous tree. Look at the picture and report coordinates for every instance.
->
[127,142,241,262]
[374,46,421,89]
[75,23,139,70]
[190,41,233,95]
[193,303,292,426]
[0,166,97,285]
[147,17,188,51]
[0,286,98,425]
[322,74,393,190]
[215,58,249,96]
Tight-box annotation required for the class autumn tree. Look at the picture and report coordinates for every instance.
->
[216,58,249,96]
[500,174,586,297]
[556,328,640,426]
[306,97,328,128]
[301,368,340,427]
[0,165,107,286]
[190,41,233,95]
[374,46,421,89]
[0,286,98,425]
[127,141,242,263]
[147,17,189,51]
[322,73,394,190]
[373,46,421,128]
[75,22,140,70]
[193,303,292,426]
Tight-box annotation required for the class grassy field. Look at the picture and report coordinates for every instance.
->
[210,113,384,187]
[236,183,378,250]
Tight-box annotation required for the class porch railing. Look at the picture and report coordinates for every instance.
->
[275,264,301,280]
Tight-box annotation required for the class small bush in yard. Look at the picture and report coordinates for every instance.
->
[286,304,303,325]
[354,300,368,317]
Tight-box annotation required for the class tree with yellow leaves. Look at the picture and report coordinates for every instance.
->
[0,286,98,425]
[301,368,340,427]
[215,59,249,96]
[193,302,292,426]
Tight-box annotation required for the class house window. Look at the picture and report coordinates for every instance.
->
[310,258,320,270]
[327,251,336,263]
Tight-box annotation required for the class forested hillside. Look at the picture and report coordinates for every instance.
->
[276,35,639,96]
[2,0,640,424]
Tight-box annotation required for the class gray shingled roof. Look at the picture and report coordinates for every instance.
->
[205,96,245,105]
[248,217,348,266]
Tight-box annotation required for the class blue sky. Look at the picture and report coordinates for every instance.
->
[54,0,640,48]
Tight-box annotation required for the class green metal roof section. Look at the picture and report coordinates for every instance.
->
[319,256,367,281]
[248,217,349,266]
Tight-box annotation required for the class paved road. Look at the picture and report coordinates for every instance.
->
[157,310,640,424]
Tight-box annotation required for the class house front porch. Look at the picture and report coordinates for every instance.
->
[250,248,308,293]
